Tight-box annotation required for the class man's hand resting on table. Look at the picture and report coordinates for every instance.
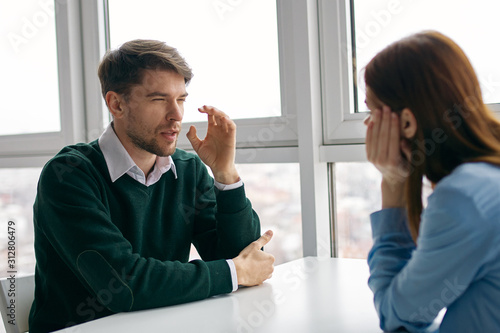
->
[233,230,275,287]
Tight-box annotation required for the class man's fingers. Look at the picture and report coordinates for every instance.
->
[254,230,273,249]
[198,105,235,133]
[198,105,229,118]
[219,116,228,133]
[219,116,236,134]
[186,125,201,151]
[198,107,216,125]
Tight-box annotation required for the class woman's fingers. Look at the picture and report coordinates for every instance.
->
[368,109,381,162]
[376,107,392,164]
[387,112,401,166]
[365,117,374,160]
[365,106,409,182]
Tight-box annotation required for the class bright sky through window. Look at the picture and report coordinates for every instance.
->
[0,0,60,136]
[353,0,500,112]
[108,0,282,123]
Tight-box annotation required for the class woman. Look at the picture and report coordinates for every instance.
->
[365,31,500,332]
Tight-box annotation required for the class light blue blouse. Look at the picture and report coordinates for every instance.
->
[368,162,500,332]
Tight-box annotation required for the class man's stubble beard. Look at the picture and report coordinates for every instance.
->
[126,123,180,157]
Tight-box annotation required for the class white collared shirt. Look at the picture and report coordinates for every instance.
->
[98,123,177,186]
[98,123,239,291]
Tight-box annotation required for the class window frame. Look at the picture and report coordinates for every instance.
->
[0,0,332,260]
[169,0,299,152]
[0,0,107,167]
[11,0,500,264]
[319,0,500,151]
[319,0,366,146]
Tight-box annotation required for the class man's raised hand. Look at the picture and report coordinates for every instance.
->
[186,105,239,185]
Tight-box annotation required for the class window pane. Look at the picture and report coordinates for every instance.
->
[238,163,302,264]
[0,165,300,276]
[335,162,379,258]
[190,163,302,264]
[0,1,60,135]
[108,0,282,123]
[353,0,500,111]
[335,162,433,258]
[0,168,40,278]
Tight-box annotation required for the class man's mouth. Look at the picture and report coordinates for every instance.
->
[160,130,178,142]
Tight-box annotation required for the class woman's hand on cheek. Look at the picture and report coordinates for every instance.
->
[366,106,410,207]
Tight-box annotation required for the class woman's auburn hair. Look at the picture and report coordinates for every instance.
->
[364,30,500,240]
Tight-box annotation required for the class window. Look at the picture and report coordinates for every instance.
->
[353,0,500,112]
[107,0,281,123]
[107,0,306,263]
[320,0,500,145]
[319,0,500,261]
[0,168,41,278]
[236,163,302,264]
[190,163,302,265]
[0,0,90,159]
[10,0,489,286]
[334,162,379,258]
[106,0,298,151]
[333,162,434,259]
[0,0,60,136]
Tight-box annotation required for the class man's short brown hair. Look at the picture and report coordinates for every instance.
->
[98,39,193,101]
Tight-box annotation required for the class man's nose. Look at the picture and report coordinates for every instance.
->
[167,102,183,122]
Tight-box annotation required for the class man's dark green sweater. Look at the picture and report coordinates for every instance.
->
[28,141,260,333]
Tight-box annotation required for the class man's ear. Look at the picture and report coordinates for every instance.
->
[400,108,417,139]
[105,91,126,119]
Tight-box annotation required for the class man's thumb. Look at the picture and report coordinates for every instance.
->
[255,230,273,248]
[186,125,201,151]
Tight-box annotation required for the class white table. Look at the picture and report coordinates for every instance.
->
[56,257,382,333]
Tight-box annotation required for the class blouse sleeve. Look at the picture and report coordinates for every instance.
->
[368,187,495,332]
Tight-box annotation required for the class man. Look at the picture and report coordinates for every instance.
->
[29,39,275,333]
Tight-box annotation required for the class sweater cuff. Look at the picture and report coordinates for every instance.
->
[215,184,248,213]
[370,207,412,239]
[205,259,234,297]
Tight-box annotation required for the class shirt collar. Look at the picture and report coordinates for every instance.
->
[98,123,177,185]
